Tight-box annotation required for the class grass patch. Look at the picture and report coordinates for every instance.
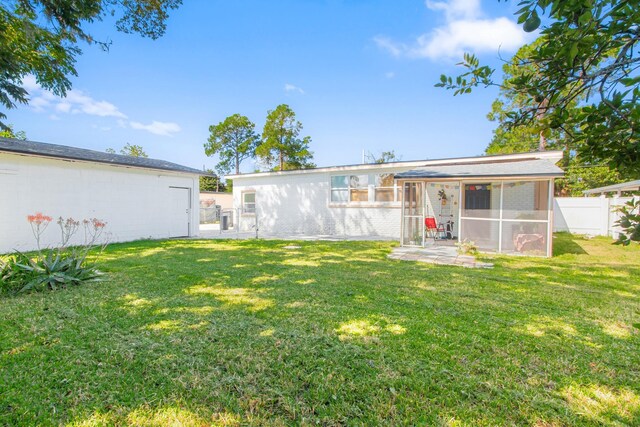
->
[1,234,639,425]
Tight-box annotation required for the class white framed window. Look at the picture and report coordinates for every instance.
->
[330,173,398,205]
[374,173,396,202]
[242,191,256,214]
[349,175,369,202]
[331,176,349,202]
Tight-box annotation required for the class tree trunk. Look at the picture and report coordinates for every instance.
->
[536,97,549,151]
[235,153,240,175]
[539,131,547,151]
[279,150,284,171]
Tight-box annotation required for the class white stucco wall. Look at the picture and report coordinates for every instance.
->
[0,152,200,253]
[231,169,407,238]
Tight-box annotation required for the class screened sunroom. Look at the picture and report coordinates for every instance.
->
[395,159,563,257]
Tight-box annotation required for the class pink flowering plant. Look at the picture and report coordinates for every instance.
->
[0,213,110,294]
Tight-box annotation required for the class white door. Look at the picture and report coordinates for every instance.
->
[168,187,190,237]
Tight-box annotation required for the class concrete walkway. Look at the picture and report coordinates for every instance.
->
[387,246,493,268]
[197,225,492,268]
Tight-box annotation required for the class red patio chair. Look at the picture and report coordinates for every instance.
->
[425,217,445,240]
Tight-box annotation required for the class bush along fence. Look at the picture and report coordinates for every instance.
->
[0,213,109,295]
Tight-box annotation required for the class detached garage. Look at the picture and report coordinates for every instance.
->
[0,137,205,253]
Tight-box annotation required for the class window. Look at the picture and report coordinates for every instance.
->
[375,173,395,202]
[330,173,398,204]
[464,183,491,210]
[331,176,349,202]
[242,192,255,213]
[349,175,369,202]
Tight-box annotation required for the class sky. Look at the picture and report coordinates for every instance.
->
[9,0,534,174]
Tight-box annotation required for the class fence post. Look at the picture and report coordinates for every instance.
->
[600,195,610,236]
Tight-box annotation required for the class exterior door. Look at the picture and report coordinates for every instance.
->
[168,187,190,237]
[401,181,425,246]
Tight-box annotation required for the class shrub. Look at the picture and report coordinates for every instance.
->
[0,213,109,295]
[456,239,479,256]
[615,198,640,246]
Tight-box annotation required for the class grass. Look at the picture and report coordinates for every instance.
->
[1,233,639,426]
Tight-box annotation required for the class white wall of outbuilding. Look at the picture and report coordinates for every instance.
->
[0,152,200,253]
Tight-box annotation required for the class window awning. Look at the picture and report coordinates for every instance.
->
[394,159,563,179]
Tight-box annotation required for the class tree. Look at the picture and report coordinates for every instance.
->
[484,40,630,195]
[0,0,182,129]
[204,114,259,175]
[106,143,148,157]
[436,0,640,176]
[0,125,26,140]
[365,150,401,164]
[257,104,315,171]
[120,143,148,157]
[199,170,228,192]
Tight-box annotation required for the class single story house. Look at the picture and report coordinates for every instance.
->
[0,137,205,254]
[228,150,564,256]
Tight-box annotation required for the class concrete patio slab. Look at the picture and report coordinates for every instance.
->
[387,246,493,268]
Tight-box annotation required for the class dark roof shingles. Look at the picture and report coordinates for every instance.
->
[395,159,564,179]
[0,137,205,175]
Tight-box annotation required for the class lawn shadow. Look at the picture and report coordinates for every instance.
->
[553,233,589,255]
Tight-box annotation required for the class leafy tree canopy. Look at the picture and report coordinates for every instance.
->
[0,0,182,129]
[200,169,228,192]
[365,150,402,164]
[205,114,259,175]
[485,40,633,195]
[257,104,315,171]
[437,0,640,176]
[106,143,148,157]
[0,124,26,140]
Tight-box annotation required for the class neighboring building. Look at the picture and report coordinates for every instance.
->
[199,191,233,223]
[200,191,233,209]
[0,137,206,253]
[228,150,564,256]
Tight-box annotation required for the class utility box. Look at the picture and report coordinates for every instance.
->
[221,213,229,230]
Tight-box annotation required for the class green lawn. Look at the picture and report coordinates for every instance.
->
[1,234,639,426]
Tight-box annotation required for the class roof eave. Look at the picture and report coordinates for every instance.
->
[227,150,565,180]
[395,173,564,179]
[583,179,640,195]
[1,149,207,176]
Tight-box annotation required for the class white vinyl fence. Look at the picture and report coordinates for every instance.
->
[553,196,632,237]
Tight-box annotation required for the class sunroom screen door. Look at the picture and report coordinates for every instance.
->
[401,182,425,246]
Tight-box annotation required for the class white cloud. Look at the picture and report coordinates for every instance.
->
[129,120,181,136]
[385,71,396,79]
[55,102,72,113]
[373,36,405,58]
[284,83,305,94]
[30,96,52,112]
[64,90,127,119]
[426,0,481,20]
[20,75,181,138]
[22,75,41,92]
[23,76,127,119]
[375,0,527,60]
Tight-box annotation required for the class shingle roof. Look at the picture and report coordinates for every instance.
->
[0,137,207,175]
[394,159,564,179]
[228,150,565,179]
